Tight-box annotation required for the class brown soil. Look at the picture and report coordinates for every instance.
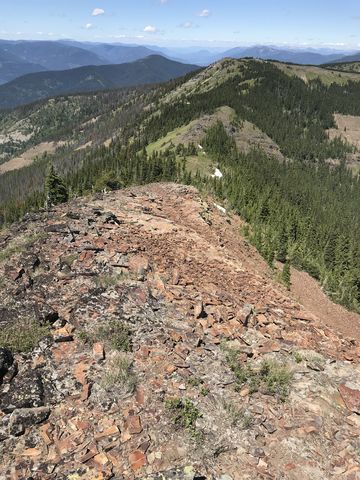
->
[291,267,360,341]
[0,141,65,175]
[328,113,360,149]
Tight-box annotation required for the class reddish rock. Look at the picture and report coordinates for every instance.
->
[339,384,360,414]
[258,341,281,354]
[237,304,253,325]
[135,386,145,405]
[93,342,105,361]
[21,448,42,457]
[95,425,119,440]
[93,452,109,467]
[126,415,142,435]
[53,324,75,343]
[129,450,146,471]
[81,383,91,401]
[293,311,317,323]
[165,364,177,375]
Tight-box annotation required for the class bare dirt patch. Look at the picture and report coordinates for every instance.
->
[75,141,93,151]
[0,141,65,175]
[327,114,360,171]
[234,120,284,160]
[328,113,360,149]
[291,267,360,341]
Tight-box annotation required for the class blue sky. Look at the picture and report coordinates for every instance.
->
[2,0,360,49]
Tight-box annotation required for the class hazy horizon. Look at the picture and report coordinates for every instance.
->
[1,0,360,51]
[0,38,357,55]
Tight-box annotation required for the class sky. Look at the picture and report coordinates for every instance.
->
[1,0,360,50]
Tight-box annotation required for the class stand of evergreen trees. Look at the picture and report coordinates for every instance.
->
[199,121,360,313]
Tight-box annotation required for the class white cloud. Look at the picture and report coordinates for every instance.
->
[85,23,93,29]
[180,21,195,29]
[92,8,105,16]
[144,25,157,33]
[198,9,211,17]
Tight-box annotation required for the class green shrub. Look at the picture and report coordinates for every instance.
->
[223,401,253,429]
[293,351,303,363]
[101,352,136,393]
[0,233,45,263]
[187,376,203,387]
[0,318,50,353]
[166,398,202,438]
[77,320,132,352]
[224,346,292,401]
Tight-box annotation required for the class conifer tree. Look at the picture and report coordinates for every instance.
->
[282,260,291,290]
[277,227,288,263]
[45,163,68,207]
[324,234,337,270]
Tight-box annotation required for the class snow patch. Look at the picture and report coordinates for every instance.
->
[214,203,226,214]
[211,168,223,178]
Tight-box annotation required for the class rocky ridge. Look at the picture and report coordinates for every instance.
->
[0,183,360,479]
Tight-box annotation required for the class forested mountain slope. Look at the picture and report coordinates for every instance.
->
[0,40,110,84]
[0,55,199,109]
[62,40,160,65]
[323,61,360,73]
[0,58,359,313]
[0,49,46,85]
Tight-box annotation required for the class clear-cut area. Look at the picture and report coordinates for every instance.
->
[0,183,360,479]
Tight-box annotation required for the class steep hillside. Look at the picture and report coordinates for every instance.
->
[0,55,199,109]
[0,183,360,479]
[0,86,152,166]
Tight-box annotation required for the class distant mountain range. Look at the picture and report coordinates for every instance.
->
[0,49,46,84]
[326,52,360,64]
[214,46,343,65]
[61,40,160,65]
[1,39,360,107]
[2,40,360,86]
[0,55,199,109]
[0,40,161,84]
